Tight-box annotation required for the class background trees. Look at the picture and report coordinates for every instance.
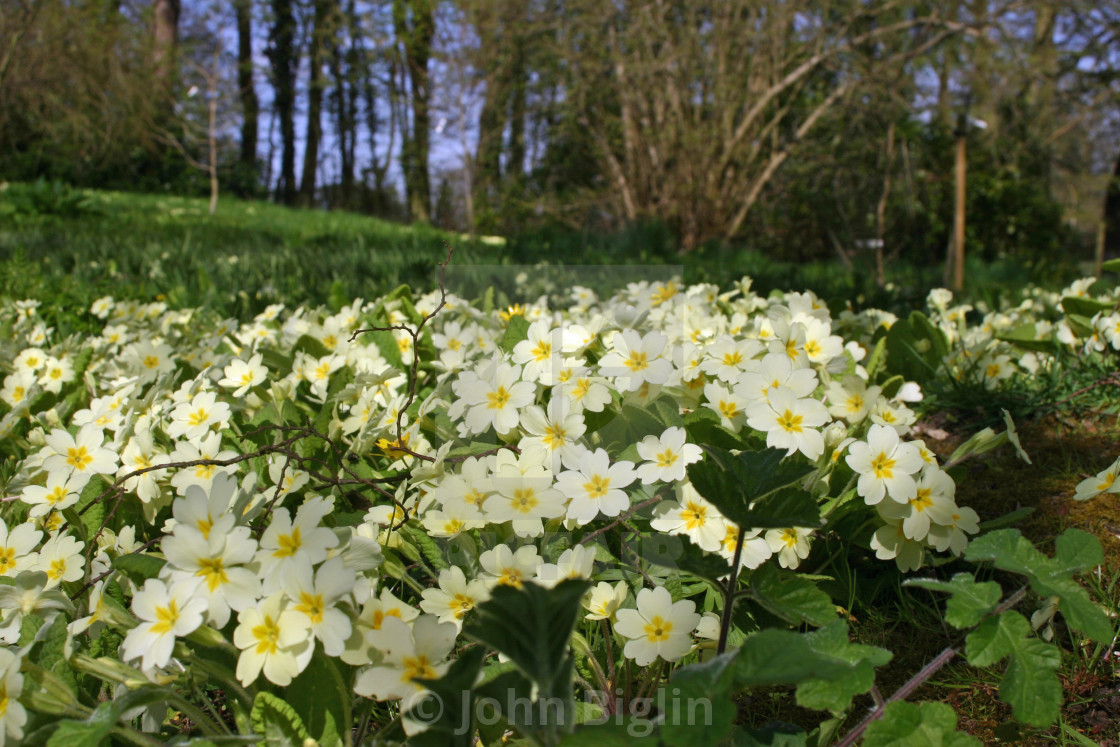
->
[1,0,1117,265]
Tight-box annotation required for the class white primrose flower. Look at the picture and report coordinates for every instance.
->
[122,578,208,672]
[614,586,701,666]
[219,353,268,397]
[556,448,638,525]
[583,580,628,621]
[512,320,562,384]
[536,545,597,587]
[20,471,90,518]
[719,525,773,570]
[40,424,119,478]
[598,329,673,392]
[342,587,421,666]
[0,648,27,744]
[419,566,490,628]
[281,556,355,657]
[764,527,815,569]
[161,521,260,628]
[477,544,542,590]
[167,390,232,442]
[0,571,74,643]
[845,424,924,505]
[32,532,86,589]
[233,593,314,686]
[635,426,703,485]
[0,519,42,577]
[875,467,957,541]
[826,376,881,423]
[355,614,456,704]
[650,483,726,553]
[450,358,536,436]
[745,385,830,461]
[1073,456,1120,501]
[255,496,340,593]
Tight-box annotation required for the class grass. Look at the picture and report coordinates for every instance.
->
[1,185,1089,327]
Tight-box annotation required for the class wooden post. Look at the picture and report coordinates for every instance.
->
[952,113,967,291]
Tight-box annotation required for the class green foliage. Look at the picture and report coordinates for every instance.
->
[861,701,982,746]
[251,691,312,746]
[964,611,1062,726]
[686,447,818,530]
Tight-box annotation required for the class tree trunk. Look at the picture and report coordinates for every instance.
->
[268,0,298,204]
[235,0,259,172]
[152,0,180,89]
[300,0,332,206]
[393,0,434,223]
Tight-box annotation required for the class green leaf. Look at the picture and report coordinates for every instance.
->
[883,311,948,384]
[398,524,451,572]
[292,333,332,360]
[728,724,809,746]
[659,653,738,746]
[1101,258,1120,274]
[250,692,312,746]
[285,653,351,745]
[964,611,1062,727]
[37,614,77,694]
[465,579,591,706]
[112,553,167,584]
[796,622,893,712]
[683,408,745,451]
[500,315,531,354]
[635,533,732,585]
[905,573,1002,629]
[965,529,1113,643]
[748,564,836,627]
[687,447,818,530]
[861,701,982,746]
[1061,296,1111,319]
[408,646,488,747]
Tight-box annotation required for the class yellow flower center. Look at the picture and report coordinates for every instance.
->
[452,594,474,618]
[511,488,539,513]
[625,351,649,372]
[583,474,611,499]
[656,449,679,468]
[143,355,160,369]
[644,615,673,642]
[274,527,303,558]
[531,340,552,361]
[67,446,93,471]
[804,340,822,358]
[487,386,511,410]
[780,529,799,548]
[776,409,803,433]
[0,548,16,573]
[498,569,523,588]
[297,591,325,624]
[682,501,707,530]
[402,655,437,683]
[910,488,933,513]
[722,351,743,367]
[197,556,229,592]
[846,394,864,413]
[871,453,895,480]
[187,408,209,427]
[718,400,739,419]
[150,599,180,635]
[252,616,281,654]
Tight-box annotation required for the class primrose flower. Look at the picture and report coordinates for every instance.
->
[32,532,85,589]
[419,566,490,628]
[556,448,637,525]
[122,578,208,672]
[478,544,542,589]
[0,648,27,744]
[256,496,340,592]
[280,556,355,656]
[20,471,89,518]
[635,427,703,485]
[450,359,535,436]
[614,586,700,666]
[1073,456,1120,501]
[167,390,232,442]
[745,385,830,461]
[219,354,268,396]
[355,615,456,702]
[598,329,673,392]
[845,424,924,505]
[583,581,628,621]
[41,424,119,479]
[343,587,421,666]
[764,527,814,569]
[233,593,314,686]
[161,521,260,628]
[650,484,726,552]
[0,519,42,577]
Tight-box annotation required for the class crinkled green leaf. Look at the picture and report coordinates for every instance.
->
[250,691,311,746]
[112,553,168,584]
[683,408,745,451]
[748,563,836,627]
[636,532,731,585]
[659,653,739,746]
[499,314,530,354]
[905,573,1002,629]
[965,529,1112,643]
[687,447,818,529]
[292,333,332,360]
[464,579,590,704]
[408,646,487,747]
[965,611,1062,727]
[796,622,893,712]
[861,701,981,747]
[1060,296,1111,319]
[285,652,351,745]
